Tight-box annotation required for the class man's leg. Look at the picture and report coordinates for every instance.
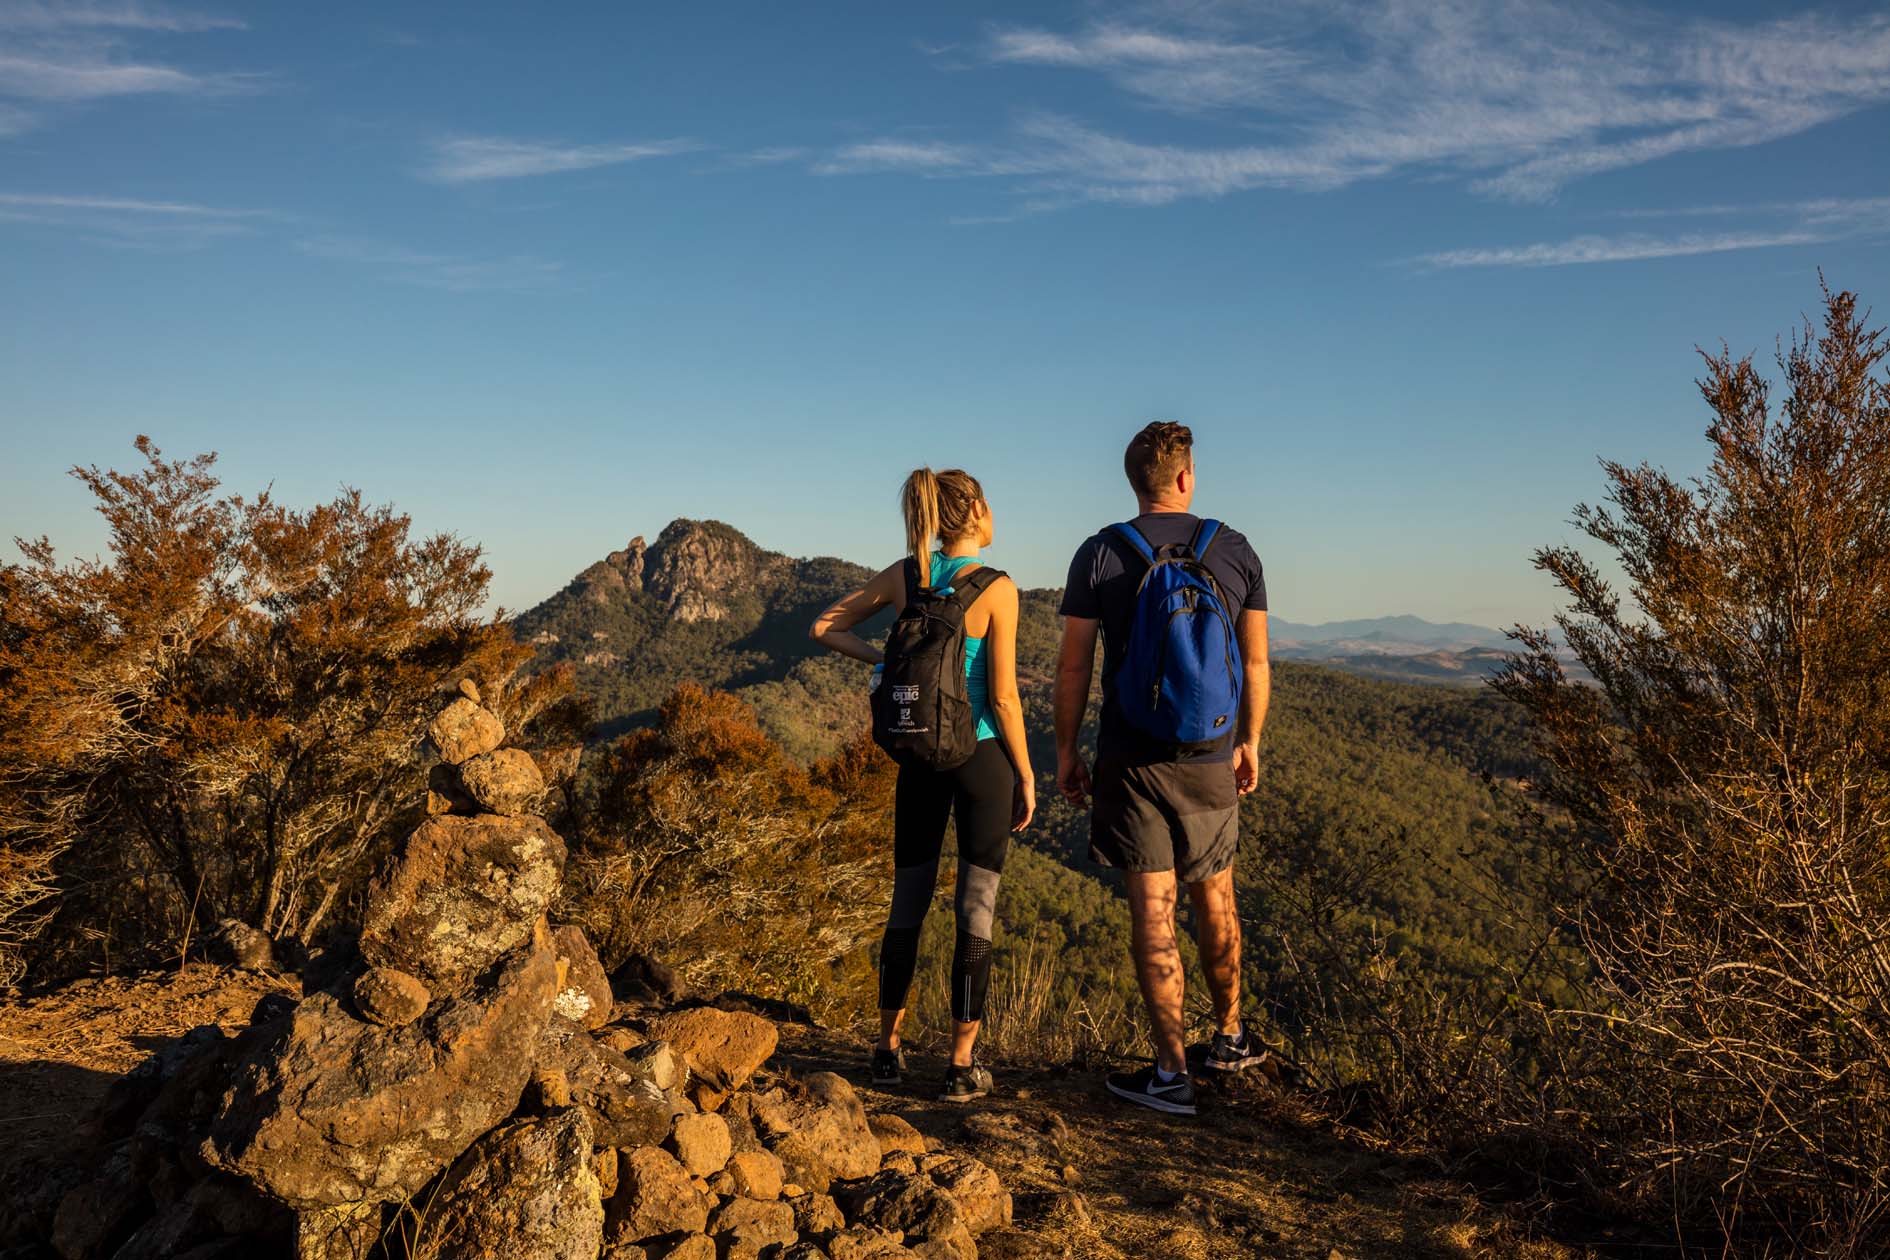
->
[1125,869,1188,1075]
[1187,867,1242,1038]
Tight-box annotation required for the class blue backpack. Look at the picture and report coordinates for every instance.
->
[1110,519,1242,746]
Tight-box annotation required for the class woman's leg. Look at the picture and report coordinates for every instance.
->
[882,761,950,1049]
[946,740,1015,1065]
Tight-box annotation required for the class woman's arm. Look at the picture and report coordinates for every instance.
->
[808,562,904,665]
[980,577,1036,830]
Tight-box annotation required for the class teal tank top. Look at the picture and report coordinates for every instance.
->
[929,552,999,742]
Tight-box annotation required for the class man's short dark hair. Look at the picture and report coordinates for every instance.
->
[1125,421,1193,497]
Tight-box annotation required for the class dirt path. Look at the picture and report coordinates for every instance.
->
[772,1023,1600,1260]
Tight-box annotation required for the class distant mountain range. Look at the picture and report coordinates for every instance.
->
[1265,615,1529,687]
[1270,615,1512,650]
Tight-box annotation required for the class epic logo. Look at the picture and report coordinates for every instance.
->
[891,685,921,703]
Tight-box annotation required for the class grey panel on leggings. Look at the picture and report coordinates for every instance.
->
[953,860,1001,940]
[887,861,938,929]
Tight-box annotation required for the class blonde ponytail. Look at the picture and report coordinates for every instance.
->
[899,467,987,588]
[901,468,942,586]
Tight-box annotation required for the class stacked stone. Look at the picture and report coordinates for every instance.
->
[36,682,1017,1260]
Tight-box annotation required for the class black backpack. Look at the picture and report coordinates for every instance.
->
[871,558,1005,771]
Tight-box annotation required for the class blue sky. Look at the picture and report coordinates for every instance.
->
[2,0,1887,628]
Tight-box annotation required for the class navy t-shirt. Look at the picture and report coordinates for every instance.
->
[1059,512,1268,764]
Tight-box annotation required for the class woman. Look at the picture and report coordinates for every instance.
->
[810,467,1035,1102]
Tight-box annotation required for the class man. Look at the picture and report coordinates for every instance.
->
[1055,421,1271,1116]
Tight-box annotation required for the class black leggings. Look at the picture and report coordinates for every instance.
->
[880,739,1013,1023]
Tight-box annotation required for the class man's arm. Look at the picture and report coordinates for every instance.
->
[1233,609,1270,794]
[1054,616,1100,804]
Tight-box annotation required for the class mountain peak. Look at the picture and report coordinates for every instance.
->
[643,519,784,623]
[565,519,784,623]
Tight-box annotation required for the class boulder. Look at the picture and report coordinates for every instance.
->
[831,1170,966,1247]
[717,1149,784,1200]
[869,1113,928,1159]
[919,1154,1011,1234]
[205,919,275,971]
[644,1008,776,1109]
[551,925,614,1030]
[427,697,504,765]
[648,1236,714,1260]
[607,1147,708,1245]
[536,1018,677,1148]
[351,966,430,1028]
[202,938,558,1208]
[667,1112,731,1178]
[457,677,482,704]
[622,1040,681,1091]
[426,1109,604,1260]
[597,1026,646,1055]
[708,1196,797,1258]
[827,1229,922,1260]
[293,1202,381,1260]
[760,1073,880,1193]
[459,747,547,816]
[358,812,565,996]
[787,1190,845,1237]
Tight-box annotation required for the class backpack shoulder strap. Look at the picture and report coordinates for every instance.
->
[903,555,926,597]
[949,565,1006,609]
[1188,518,1223,563]
[1109,523,1157,568]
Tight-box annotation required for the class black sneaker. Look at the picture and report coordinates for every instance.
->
[1203,1023,1268,1073]
[870,1046,907,1086]
[1105,1063,1197,1116]
[938,1063,993,1103]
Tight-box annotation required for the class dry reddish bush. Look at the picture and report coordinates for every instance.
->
[1497,285,1890,1256]
[0,438,537,985]
[563,684,892,1017]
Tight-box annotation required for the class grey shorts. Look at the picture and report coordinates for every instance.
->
[1088,755,1238,883]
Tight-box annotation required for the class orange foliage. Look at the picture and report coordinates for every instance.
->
[566,684,893,1016]
[0,438,533,984]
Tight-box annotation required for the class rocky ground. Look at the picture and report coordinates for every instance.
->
[0,963,1632,1260]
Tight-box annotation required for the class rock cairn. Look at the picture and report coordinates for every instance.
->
[33,681,1016,1260]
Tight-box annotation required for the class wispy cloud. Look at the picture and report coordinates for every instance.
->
[0,50,254,99]
[814,139,982,176]
[0,0,255,128]
[821,1,1890,212]
[0,1,242,32]
[295,235,569,292]
[422,135,697,183]
[1422,192,1890,268]
[1414,230,1828,270]
[0,188,269,247]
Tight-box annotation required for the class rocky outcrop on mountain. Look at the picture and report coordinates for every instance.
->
[565,519,799,623]
[545,519,874,635]
[17,678,1021,1260]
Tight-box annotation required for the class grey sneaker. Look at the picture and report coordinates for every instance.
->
[938,1063,993,1103]
[871,1046,907,1086]
[1203,1022,1268,1073]
[1106,1063,1197,1116]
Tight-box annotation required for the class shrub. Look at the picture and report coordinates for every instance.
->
[1497,285,1890,1255]
[0,438,531,985]
[563,685,892,1018]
